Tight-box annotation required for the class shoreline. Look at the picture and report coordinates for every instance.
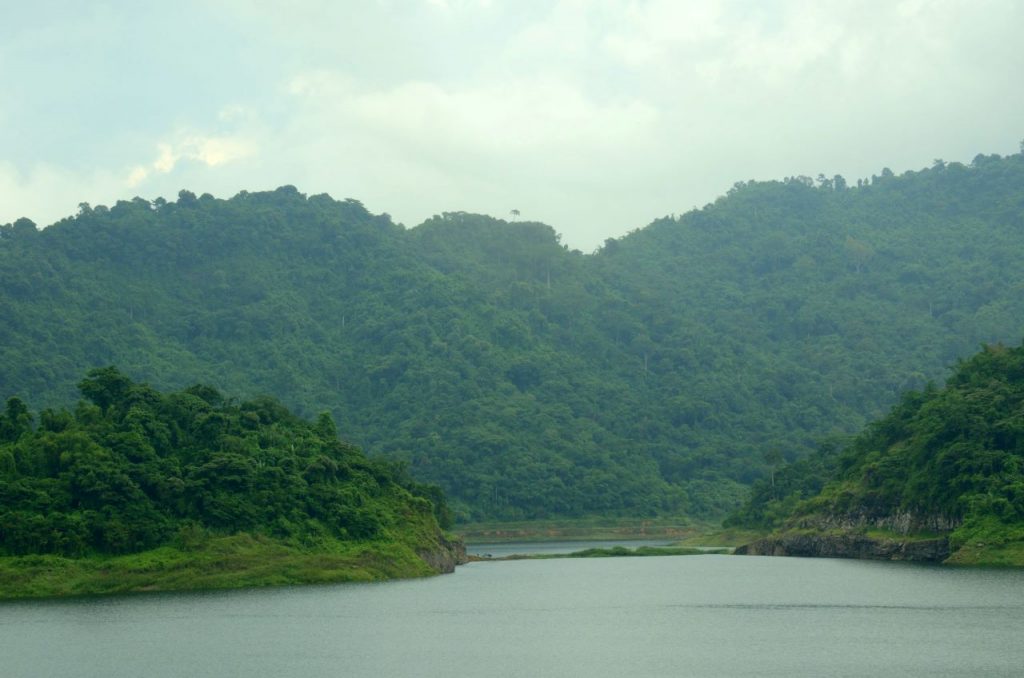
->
[0,532,466,601]
[734,529,1024,567]
[454,517,712,544]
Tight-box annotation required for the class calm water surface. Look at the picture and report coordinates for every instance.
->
[3,551,1024,677]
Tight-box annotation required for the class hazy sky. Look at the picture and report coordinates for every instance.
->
[2,0,1022,250]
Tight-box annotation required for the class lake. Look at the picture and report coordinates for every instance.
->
[3,547,1024,677]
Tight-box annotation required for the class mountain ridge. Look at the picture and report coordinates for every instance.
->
[3,150,1024,521]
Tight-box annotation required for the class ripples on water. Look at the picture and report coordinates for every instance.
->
[3,551,1024,678]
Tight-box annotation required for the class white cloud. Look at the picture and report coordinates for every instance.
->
[271,69,663,237]
[125,131,258,188]
[424,0,493,11]
[344,78,657,153]
[155,134,256,173]
[279,68,662,189]
[1,0,1022,249]
[126,166,149,188]
[0,124,260,226]
[603,1,726,66]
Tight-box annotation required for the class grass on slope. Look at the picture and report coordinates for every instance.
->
[0,532,437,600]
[946,517,1024,567]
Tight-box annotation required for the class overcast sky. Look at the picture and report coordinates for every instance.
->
[2,1,1022,250]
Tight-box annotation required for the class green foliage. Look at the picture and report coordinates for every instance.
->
[2,151,1024,520]
[729,342,1024,549]
[946,514,1024,566]
[0,533,438,599]
[725,438,848,528]
[0,368,450,557]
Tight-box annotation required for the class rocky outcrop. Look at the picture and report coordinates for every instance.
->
[417,534,468,573]
[735,532,950,563]
[792,511,961,535]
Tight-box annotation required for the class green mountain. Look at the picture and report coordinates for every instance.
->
[2,150,1024,522]
[729,341,1024,565]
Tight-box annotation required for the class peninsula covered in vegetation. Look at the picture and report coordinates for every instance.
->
[730,342,1024,566]
[0,368,462,598]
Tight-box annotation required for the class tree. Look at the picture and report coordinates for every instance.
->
[1,397,33,442]
[763,446,784,489]
[78,367,134,413]
[843,235,875,273]
[11,218,37,236]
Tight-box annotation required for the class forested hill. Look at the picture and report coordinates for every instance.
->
[0,367,453,559]
[2,150,1024,521]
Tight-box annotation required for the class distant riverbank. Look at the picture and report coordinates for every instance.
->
[456,517,763,553]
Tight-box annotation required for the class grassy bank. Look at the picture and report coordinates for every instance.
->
[945,517,1024,566]
[673,527,766,548]
[0,533,440,600]
[945,541,1024,566]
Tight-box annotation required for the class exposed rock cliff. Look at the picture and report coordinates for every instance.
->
[735,532,950,562]
[791,511,961,535]
[417,534,468,574]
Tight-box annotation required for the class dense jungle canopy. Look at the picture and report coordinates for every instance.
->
[2,150,1023,521]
